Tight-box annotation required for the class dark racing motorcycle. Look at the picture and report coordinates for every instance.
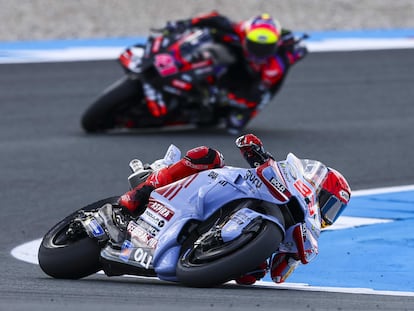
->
[81,27,236,133]
[38,145,313,287]
[81,26,308,133]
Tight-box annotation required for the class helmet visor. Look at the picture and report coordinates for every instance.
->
[245,39,277,61]
[320,194,347,227]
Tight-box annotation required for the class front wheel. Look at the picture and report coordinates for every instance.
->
[38,197,118,279]
[81,77,142,133]
[176,217,283,287]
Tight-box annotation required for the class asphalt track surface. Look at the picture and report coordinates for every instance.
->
[1,49,414,310]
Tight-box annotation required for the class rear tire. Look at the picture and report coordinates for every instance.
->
[81,77,142,132]
[38,197,118,279]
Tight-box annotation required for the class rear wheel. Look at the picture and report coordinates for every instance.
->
[176,214,283,287]
[81,77,143,132]
[38,197,118,279]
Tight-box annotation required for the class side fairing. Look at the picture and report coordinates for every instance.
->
[144,166,281,278]
[276,154,322,257]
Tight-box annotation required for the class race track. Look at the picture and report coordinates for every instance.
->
[1,49,414,310]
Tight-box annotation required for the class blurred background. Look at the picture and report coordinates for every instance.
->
[1,0,414,42]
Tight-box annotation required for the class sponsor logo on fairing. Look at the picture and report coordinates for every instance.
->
[294,180,317,216]
[119,240,134,262]
[151,36,163,53]
[294,180,312,198]
[147,200,174,220]
[263,68,279,77]
[142,210,166,229]
[194,67,213,75]
[133,248,153,269]
[279,163,292,183]
[163,85,182,95]
[127,222,158,248]
[171,79,192,90]
[136,218,160,236]
[89,219,105,237]
[208,171,218,180]
[270,177,286,193]
[244,170,263,188]
[180,74,193,82]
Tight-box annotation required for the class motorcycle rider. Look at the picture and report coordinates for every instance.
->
[147,12,307,134]
[113,133,351,285]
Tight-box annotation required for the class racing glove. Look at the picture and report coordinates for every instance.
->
[293,45,308,61]
[118,184,155,217]
[235,133,273,168]
[270,252,300,284]
[235,261,268,285]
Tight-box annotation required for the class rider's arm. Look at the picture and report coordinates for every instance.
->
[279,29,308,64]
[119,147,224,215]
[188,11,236,33]
[166,11,236,35]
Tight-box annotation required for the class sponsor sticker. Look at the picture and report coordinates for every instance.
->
[147,200,174,220]
[119,240,134,262]
[244,170,263,188]
[89,219,105,237]
[133,248,153,269]
[127,222,158,248]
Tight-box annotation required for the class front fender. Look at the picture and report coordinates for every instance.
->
[221,208,285,243]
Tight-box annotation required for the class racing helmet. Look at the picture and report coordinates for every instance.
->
[318,168,351,228]
[243,14,281,61]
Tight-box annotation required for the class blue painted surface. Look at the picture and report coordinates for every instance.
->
[0,37,146,50]
[263,190,414,292]
[300,28,414,41]
[1,28,414,49]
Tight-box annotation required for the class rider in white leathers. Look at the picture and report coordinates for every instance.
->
[117,133,351,285]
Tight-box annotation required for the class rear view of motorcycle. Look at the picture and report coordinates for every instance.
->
[38,144,321,287]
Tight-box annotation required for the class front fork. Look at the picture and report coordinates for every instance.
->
[67,204,127,244]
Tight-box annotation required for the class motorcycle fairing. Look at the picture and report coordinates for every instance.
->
[274,153,325,255]
[145,166,287,280]
[103,153,324,281]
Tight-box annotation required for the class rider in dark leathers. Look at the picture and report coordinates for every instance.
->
[152,11,308,134]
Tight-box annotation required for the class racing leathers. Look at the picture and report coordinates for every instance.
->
[164,11,307,134]
[119,146,225,216]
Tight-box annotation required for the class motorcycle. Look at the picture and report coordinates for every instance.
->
[80,25,308,133]
[38,144,323,287]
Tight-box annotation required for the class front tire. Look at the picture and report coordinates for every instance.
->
[38,197,118,279]
[176,217,283,287]
[81,77,142,133]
